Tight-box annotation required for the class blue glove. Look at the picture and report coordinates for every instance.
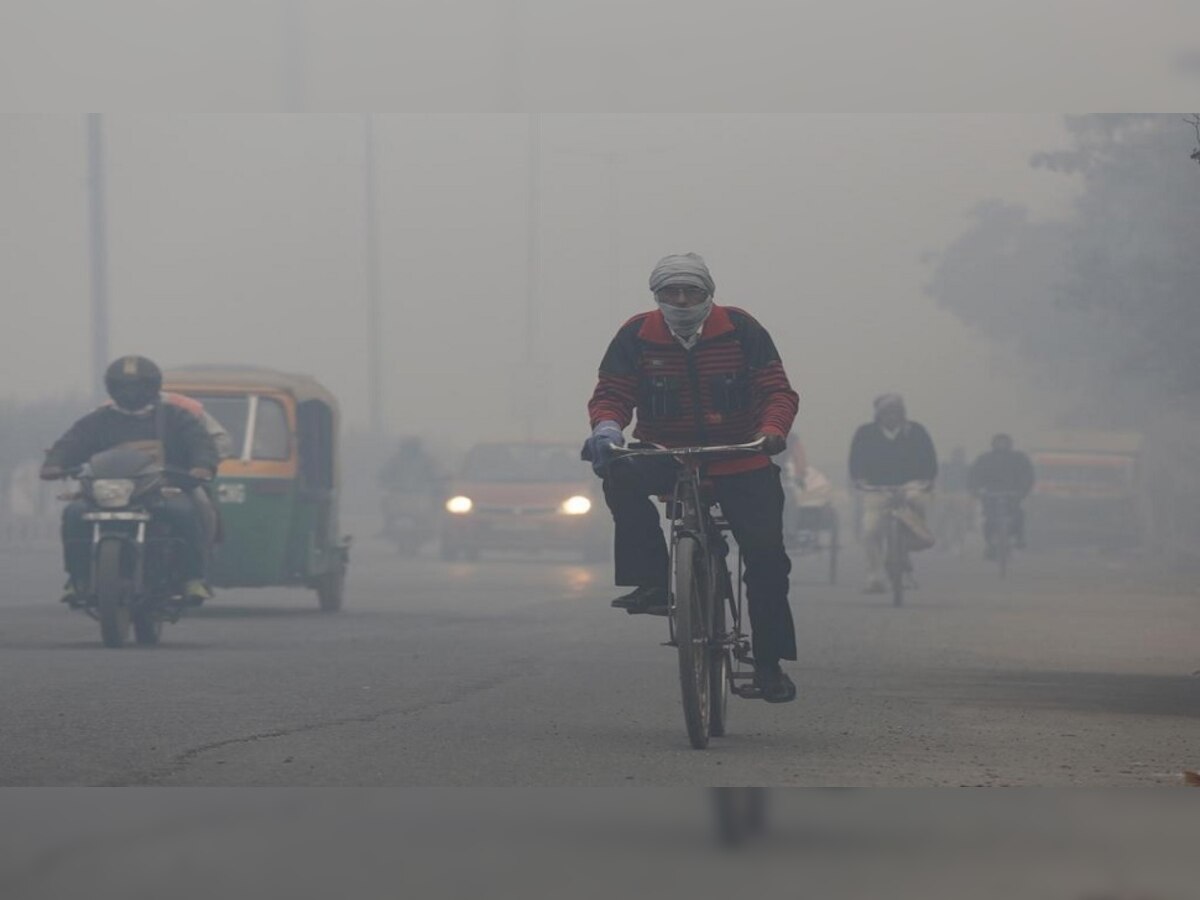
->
[580,421,625,476]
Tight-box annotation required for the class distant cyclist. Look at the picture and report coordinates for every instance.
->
[848,394,937,593]
[969,433,1035,556]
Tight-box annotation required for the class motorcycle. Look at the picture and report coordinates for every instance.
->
[380,490,438,558]
[61,444,203,647]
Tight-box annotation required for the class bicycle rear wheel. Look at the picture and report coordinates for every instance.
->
[674,535,711,749]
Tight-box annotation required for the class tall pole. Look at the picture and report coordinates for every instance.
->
[604,153,620,322]
[524,113,541,441]
[363,114,384,437]
[280,0,308,111]
[86,114,110,401]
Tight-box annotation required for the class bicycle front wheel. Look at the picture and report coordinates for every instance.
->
[674,535,711,749]
[707,548,731,738]
[995,513,1011,578]
[886,517,905,608]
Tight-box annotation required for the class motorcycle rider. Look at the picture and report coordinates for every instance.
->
[582,252,800,703]
[379,436,442,547]
[848,394,938,593]
[40,356,220,606]
[104,389,232,550]
[969,433,1036,554]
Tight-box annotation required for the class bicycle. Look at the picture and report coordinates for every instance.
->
[979,490,1020,577]
[609,438,765,749]
[859,484,919,607]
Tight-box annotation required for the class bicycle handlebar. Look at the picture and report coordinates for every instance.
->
[856,482,930,493]
[609,438,767,460]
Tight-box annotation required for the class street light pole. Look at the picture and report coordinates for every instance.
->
[523,112,541,441]
[280,0,308,111]
[603,152,620,322]
[86,114,110,401]
[363,114,384,437]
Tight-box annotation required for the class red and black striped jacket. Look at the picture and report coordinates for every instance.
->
[588,304,799,476]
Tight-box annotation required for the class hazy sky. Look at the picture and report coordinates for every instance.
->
[2,113,1088,463]
[3,1,1198,463]
[2,1,1199,111]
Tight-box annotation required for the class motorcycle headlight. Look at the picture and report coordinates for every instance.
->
[561,495,592,516]
[445,495,473,515]
[91,479,136,509]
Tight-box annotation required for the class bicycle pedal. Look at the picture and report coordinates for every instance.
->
[732,684,763,700]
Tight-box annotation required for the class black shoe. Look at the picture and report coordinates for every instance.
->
[612,585,668,615]
[753,661,797,704]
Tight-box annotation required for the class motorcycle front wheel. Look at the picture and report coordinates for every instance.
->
[95,539,132,648]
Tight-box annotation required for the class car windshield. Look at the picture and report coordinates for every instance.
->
[461,444,581,483]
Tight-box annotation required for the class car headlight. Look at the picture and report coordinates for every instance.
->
[91,479,136,509]
[561,495,592,516]
[445,495,473,515]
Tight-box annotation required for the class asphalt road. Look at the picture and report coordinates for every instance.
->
[2,527,1197,786]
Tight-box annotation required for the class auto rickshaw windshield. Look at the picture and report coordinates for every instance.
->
[191,394,290,461]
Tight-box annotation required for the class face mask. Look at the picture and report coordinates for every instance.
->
[656,296,713,341]
[109,383,158,414]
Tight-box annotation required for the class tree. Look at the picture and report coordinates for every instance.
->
[926,115,1200,423]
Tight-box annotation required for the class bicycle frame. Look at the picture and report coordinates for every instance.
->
[979,490,1020,575]
[608,439,765,746]
[661,462,747,661]
[859,484,916,606]
[610,439,762,656]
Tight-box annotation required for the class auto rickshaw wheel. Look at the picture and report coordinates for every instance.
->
[316,568,346,613]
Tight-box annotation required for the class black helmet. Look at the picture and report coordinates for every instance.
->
[105,355,162,411]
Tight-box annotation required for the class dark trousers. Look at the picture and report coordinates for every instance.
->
[62,495,206,586]
[602,456,796,665]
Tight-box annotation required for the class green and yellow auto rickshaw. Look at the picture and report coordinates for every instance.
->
[163,366,350,611]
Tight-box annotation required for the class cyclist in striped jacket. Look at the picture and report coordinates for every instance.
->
[582,253,800,703]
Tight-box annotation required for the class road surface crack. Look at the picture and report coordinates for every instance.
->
[111,664,532,785]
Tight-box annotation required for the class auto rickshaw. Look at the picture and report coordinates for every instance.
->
[163,366,350,611]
